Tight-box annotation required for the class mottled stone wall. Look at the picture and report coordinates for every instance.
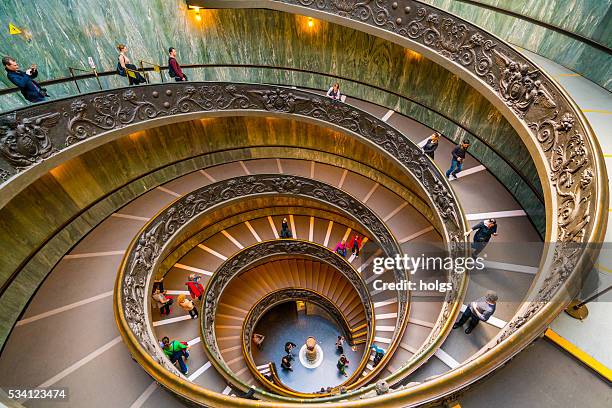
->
[0,2,543,231]
[422,0,612,90]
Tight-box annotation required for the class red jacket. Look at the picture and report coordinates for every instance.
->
[348,236,362,248]
[186,281,204,298]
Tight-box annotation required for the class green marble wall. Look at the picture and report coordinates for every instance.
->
[0,3,544,228]
[423,0,612,90]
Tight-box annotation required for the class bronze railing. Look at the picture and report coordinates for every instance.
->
[0,81,467,405]
[190,0,608,406]
[199,239,375,396]
[241,287,371,396]
[115,174,430,403]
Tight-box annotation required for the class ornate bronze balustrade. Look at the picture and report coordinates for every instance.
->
[192,0,609,405]
[117,174,454,403]
[241,287,369,396]
[200,239,375,394]
[0,83,463,243]
[1,80,468,404]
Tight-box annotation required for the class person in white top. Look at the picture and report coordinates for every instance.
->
[326,82,341,101]
[116,44,146,85]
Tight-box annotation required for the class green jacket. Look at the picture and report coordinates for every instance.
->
[163,340,187,357]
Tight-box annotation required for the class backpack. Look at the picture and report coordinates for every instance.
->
[116,61,126,77]
[117,56,126,76]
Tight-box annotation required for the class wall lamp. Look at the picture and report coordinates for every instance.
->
[186,1,204,21]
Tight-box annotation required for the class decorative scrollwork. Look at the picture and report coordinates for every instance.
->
[0,168,10,181]
[119,174,412,382]
[66,89,166,146]
[269,0,600,359]
[0,111,59,168]
[202,240,373,365]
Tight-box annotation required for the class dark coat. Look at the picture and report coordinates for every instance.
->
[6,69,46,102]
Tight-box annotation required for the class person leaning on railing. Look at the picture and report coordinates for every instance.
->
[116,44,146,85]
[168,47,187,81]
[2,56,49,103]
[161,336,191,375]
[422,132,440,159]
[326,82,341,101]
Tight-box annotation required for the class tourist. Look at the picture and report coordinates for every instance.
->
[422,132,440,159]
[152,288,173,315]
[326,82,342,101]
[334,240,347,257]
[168,47,187,81]
[453,291,498,334]
[337,355,349,377]
[161,336,190,375]
[318,387,326,394]
[349,234,362,257]
[3,56,49,103]
[116,44,146,85]
[177,294,198,319]
[252,333,265,349]
[465,218,498,257]
[284,341,297,358]
[185,274,204,301]
[445,139,470,180]
[371,344,386,367]
[280,217,293,238]
[335,335,345,354]
[281,355,293,371]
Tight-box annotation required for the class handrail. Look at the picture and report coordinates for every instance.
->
[240,286,372,397]
[451,0,612,55]
[67,66,102,93]
[139,60,165,82]
[0,81,468,404]
[193,1,607,406]
[0,62,544,206]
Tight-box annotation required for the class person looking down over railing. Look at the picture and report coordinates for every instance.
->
[2,56,49,103]
[326,82,341,101]
[161,336,190,375]
[168,47,187,81]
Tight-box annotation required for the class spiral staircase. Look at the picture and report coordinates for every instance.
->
[0,1,609,408]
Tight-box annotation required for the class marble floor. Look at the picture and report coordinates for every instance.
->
[252,303,365,393]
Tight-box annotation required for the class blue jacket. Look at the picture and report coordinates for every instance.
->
[472,221,497,242]
[6,68,45,102]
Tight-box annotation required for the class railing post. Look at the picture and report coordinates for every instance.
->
[565,284,612,320]
[68,67,81,93]
[93,68,103,90]
[139,60,149,84]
